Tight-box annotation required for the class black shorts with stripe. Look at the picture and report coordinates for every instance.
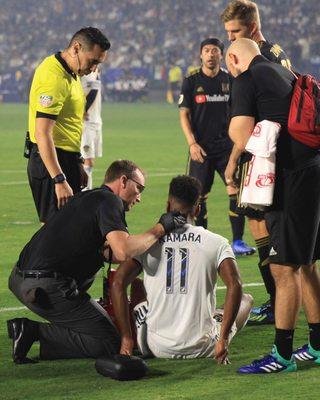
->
[265,160,320,266]
[187,148,231,195]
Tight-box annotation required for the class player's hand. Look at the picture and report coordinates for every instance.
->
[83,111,89,121]
[158,212,187,234]
[55,181,74,209]
[214,338,230,365]
[79,163,88,189]
[225,158,238,188]
[189,143,207,163]
[120,336,134,356]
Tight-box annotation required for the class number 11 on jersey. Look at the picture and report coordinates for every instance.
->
[165,247,189,294]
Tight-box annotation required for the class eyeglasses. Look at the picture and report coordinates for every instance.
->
[126,176,145,193]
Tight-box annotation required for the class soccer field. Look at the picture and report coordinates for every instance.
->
[0,103,318,400]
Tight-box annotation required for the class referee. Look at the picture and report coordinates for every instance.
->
[27,27,110,223]
[179,37,255,256]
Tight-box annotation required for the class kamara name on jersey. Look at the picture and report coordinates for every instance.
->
[159,232,201,244]
[195,94,229,104]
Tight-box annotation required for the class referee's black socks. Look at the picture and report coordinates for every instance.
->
[228,194,245,241]
[255,236,276,309]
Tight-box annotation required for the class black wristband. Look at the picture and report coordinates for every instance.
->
[53,173,66,184]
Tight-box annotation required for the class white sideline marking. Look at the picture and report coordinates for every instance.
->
[0,171,183,186]
[0,282,264,314]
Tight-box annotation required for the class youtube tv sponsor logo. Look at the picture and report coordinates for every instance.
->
[195,94,206,103]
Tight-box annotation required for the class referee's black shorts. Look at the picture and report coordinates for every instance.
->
[27,145,82,223]
[265,161,320,266]
[188,148,231,195]
[235,153,265,220]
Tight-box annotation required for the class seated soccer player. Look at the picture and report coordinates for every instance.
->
[111,175,253,361]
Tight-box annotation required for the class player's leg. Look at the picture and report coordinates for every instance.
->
[214,293,253,334]
[188,158,212,228]
[247,217,276,324]
[8,267,120,361]
[130,279,153,357]
[293,263,320,363]
[27,144,59,223]
[238,263,299,374]
[81,122,95,190]
[216,149,255,256]
[84,158,94,190]
[235,293,254,331]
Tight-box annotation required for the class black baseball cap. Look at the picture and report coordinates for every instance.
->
[200,38,224,54]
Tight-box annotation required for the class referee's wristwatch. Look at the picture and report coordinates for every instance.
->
[53,173,66,184]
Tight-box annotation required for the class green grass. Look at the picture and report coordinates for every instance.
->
[0,103,319,399]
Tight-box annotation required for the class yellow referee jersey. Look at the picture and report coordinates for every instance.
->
[28,53,85,152]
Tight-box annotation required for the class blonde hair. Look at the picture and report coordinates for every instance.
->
[221,0,261,30]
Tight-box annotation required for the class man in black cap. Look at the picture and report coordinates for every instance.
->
[179,38,255,256]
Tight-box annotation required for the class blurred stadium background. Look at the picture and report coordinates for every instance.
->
[1,0,319,103]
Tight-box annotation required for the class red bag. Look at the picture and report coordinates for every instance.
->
[288,74,320,148]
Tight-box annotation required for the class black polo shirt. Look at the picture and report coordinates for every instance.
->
[230,55,320,168]
[179,68,232,156]
[18,186,128,281]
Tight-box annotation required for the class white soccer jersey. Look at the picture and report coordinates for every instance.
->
[134,224,235,358]
[81,70,102,125]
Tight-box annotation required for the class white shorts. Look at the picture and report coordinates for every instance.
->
[81,122,102,159]
[133,303,238,359]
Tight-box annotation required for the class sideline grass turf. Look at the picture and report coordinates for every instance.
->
[0,103,318,399]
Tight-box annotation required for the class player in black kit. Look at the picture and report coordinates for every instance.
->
[179,37,255,256]
[221,0,292,324]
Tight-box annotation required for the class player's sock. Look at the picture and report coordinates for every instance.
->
[228,194,245,241]
[255,236,275,309]
[309,323,320,351]
[274,328,294,360]
[195,198,208,228]
[84,165,93,190]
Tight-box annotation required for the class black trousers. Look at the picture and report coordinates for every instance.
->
[8,265,120,359]
[27,145,82,223]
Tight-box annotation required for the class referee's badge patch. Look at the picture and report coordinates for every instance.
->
[178,94,184,105]
[39,94,53,107]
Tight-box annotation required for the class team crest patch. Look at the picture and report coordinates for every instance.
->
[270,44,283,58]
[178,94,184,105]
[39,94,53,107]
[221,82,229,94]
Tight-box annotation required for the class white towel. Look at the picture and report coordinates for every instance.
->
[240,120,281,210]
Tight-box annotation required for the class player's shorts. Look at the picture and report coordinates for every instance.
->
[81,122,102,159]
[133,302,237,359]
[235,153,265,220]
[27,145,82,223]
[188,148,231,195]
[265,161,320,266]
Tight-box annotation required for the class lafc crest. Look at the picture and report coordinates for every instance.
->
[221,82,229,94]
[270,44,283,58]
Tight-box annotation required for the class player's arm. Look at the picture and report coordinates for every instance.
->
[105,212,186,262]
[179,76,207,163]
[83,89,98,120]
[224,144,243,187]
[228,116,255,151]
[111,258,142,355]
[215,258,242,364]
[35,117,73,209]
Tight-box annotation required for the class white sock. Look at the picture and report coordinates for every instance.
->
[84,165,93,190]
